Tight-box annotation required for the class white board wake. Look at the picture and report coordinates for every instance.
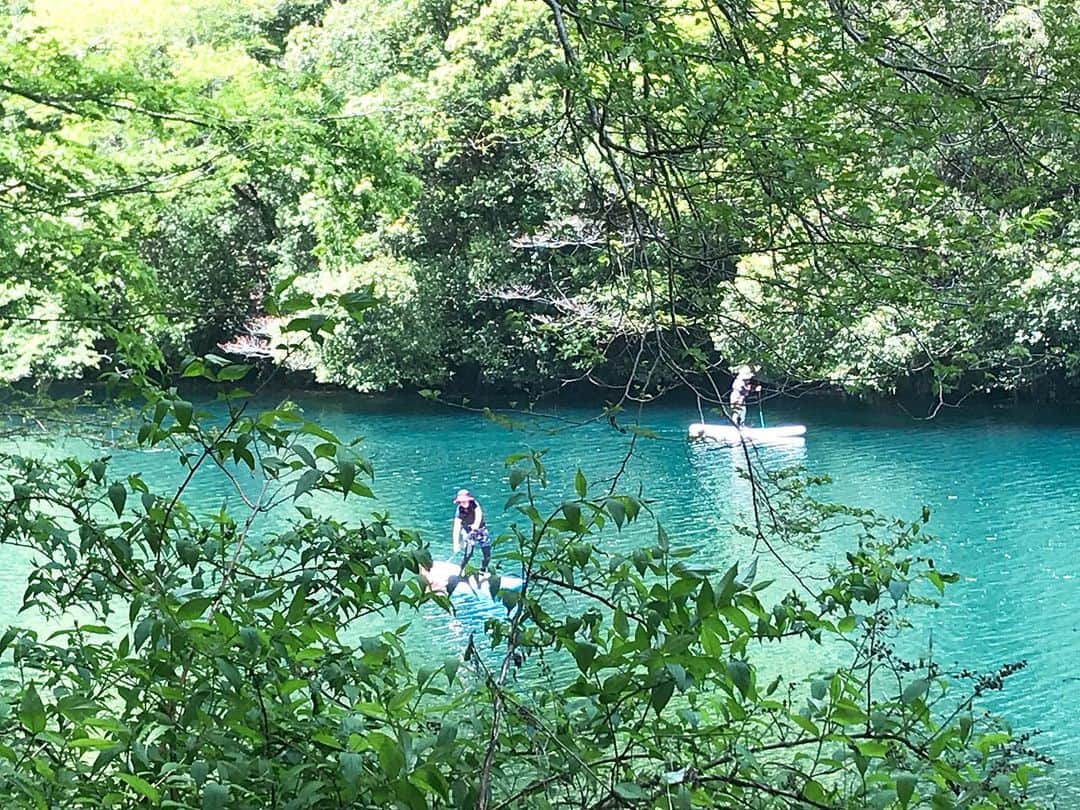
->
[688,422,806,444]
[420,560,524,597]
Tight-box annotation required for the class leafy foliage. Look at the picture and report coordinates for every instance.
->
[4,0,1079,401]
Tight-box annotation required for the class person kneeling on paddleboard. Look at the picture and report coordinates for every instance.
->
[452,489,491,573]
[729,365,761,427]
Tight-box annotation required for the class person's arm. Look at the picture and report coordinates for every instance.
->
[452,514,462,552]
[470,504,484,533]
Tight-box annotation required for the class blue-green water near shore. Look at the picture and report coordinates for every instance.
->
[3,392,1079,802]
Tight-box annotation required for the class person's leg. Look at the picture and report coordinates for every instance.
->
[732,404,746,426]
[480,543,492,572]
[459,537,475,573]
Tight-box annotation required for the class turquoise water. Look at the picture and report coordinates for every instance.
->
[3,392,1079,800]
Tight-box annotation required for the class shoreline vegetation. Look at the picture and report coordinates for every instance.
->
[3,2,1080,410]
[7,366,1078,427]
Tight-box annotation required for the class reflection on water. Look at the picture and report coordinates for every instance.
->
[687,433,807,506]
[3,393,1080,799]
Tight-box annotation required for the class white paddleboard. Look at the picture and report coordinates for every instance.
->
[688,422,806,444]
[420,560,524,597]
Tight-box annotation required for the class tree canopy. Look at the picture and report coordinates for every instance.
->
[0,0,1077,402]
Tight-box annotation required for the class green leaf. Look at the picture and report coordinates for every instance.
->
[740,556,758,586]
[605,497,625,529]
[791,714,819,736]
[58,694,101,722]
[0,627,18,657]
[174,399,193,428]
[349,481,375,498]
[958,713,973,740]
[293,444,318,468]
[436,722,457,749]
[283,314,329,335]
[650,679,675,714]
[716,564,738,605]
[67,737,115,750]
[896,773,917,806]
[215,657,242,689]
[249,587,283,609]
[190,761,209,787]
[18,684,46,734]
[574,469,587,497]
[273,272,300,298]
[562,501,581,526]
[216,364,251,382]
[339,751,363,784]
[339,288,379,320]
[287,582,310,625]
[613,608,629,637]
[338,460,355,497]
[856,739,889,758]
[368,731,403,778]
[572,642,596,674]
[727,659,751,697]
[803,779,826,804]
[444,658,460,685]
[180,358,205,378]
[719,605,751,635]
[202,782,228,810]
[294,469,320,500]
[831,703,868,726]
[116,772,160,803]
[613,782,649,800]
[107,482,127,517]
[300,421,341,443]
[177,597,213,621]
[901,678,929,705]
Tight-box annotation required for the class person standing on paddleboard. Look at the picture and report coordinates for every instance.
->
[452,489,491,573]
[729,365,761,427]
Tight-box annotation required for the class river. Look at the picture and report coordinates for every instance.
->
[2,391,1078,801]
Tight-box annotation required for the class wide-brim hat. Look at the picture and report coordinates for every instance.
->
[453,489,473,505]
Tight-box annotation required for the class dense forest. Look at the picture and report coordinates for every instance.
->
[1,0,1078,807]
[3,0,1078,403]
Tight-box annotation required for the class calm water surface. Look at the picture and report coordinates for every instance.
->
[3,392,1078,801]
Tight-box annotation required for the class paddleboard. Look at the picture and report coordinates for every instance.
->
[420,560,524,597]
[688,422,806,444]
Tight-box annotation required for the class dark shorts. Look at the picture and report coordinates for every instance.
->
[464,526,490,547]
